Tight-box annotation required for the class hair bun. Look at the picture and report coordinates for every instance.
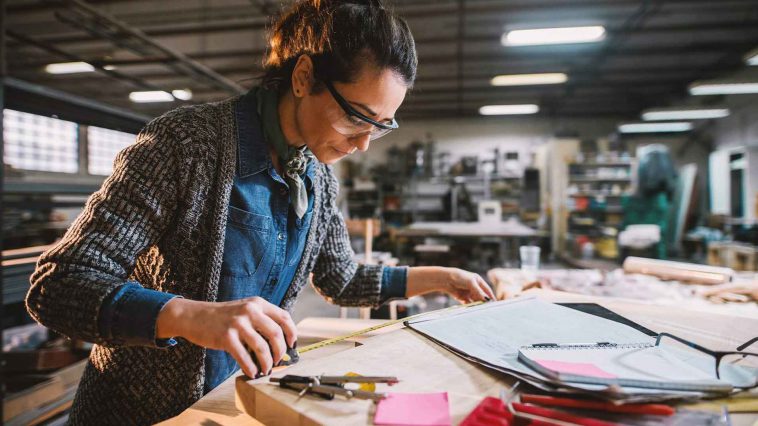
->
[263,0,415,91]
[313,0,384,9]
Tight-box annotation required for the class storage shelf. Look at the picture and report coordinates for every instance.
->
[568,192,628,198]
[568,207,624,214]
[568,176,632,183]
[377,174,521,183]
[569,162,633,167]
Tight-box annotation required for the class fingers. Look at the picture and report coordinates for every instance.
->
[238,319,274,374]
[246,305,286,365]
[463,274,488,302]
[225,329,258,378]
[259,302,298,349]
[477,275,496,300]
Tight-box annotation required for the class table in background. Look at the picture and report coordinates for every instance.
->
[396,220,548,266]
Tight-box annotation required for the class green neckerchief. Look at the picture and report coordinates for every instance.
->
[255,86,312,219]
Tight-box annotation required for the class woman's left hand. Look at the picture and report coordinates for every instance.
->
[440,268,496,303]
[406,267,496,304]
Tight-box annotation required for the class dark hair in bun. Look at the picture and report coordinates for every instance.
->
[262,0,417,92]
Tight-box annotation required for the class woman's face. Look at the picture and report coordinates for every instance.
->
[292,58,408,165]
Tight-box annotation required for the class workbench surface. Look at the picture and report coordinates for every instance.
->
[162,290,758,425]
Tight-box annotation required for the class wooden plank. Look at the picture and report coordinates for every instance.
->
[236,328,516,426]
[159,341,358,426]
[3,359,86,423]
[7,387,76,426]
[3,377,65,422]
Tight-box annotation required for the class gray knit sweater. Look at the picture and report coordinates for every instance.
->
[25,96,385,425]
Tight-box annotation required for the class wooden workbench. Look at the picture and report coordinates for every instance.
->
[163,290,758,425]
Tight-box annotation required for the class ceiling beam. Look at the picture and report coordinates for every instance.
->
[11,61,732,95]
[11,41,758,71]
[11,12,758,46]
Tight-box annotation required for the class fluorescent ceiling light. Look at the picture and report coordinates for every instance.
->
[45,61,95,74]
[103,65,117,71]
[689,82,758,95]
[641,107,730,121]
[129,90,174,103]
[745,49,758,65]
[491,73,568,86]
[172,89,193,100]
[479,104,539,115]
[502,26,605,46]
[618,122,693,133]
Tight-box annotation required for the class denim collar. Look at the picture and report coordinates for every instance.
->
[234,88,315,186]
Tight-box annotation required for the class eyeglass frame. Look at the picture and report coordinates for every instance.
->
[323,80,399,132]
[655,332,758,388]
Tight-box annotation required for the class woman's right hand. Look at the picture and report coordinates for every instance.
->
[156,297,297,378]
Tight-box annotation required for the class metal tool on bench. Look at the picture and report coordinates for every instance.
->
[270,374,398,401]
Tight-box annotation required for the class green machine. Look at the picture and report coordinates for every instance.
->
[622,145,678,259]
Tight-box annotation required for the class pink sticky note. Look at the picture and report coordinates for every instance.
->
[536,360,617,379]
[374,392,451,426]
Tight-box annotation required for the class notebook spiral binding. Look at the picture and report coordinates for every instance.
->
[523,343,655,351]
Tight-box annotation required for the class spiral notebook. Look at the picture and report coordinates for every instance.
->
[518,342,733,393]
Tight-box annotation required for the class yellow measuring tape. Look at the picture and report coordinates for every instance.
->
[296,300,484,355]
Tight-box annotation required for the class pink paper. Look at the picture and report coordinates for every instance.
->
[374,392,451,426]
[536,360,617,379]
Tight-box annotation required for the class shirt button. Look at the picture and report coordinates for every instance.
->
[277,233,284,241]
[271,279,278,286]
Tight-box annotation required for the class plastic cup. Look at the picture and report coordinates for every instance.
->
[519,246,540,271]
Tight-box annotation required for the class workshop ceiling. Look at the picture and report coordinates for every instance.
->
[5,0,758,121]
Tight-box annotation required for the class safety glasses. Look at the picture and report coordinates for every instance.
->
[323,80,398,141]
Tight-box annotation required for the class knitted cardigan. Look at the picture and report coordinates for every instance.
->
[25,96,385,425]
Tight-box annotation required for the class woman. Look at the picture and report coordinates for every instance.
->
[26,0,494,423]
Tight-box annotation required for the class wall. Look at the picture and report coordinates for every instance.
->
[699,97,758,221]
[709,97,758,149]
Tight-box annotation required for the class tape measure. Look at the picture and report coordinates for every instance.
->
[297,300,484,355]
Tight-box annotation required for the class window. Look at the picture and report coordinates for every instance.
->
[87,126,135,176]
[3,109,79,173]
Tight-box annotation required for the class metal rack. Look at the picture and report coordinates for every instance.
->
[564,159,637,261]
[364,174,523,225]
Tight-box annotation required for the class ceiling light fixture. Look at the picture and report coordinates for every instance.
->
[171,89,193,101]
[641,107,730,121]
[45,61,95,74]
[491,73,568,86]
[689,81,758,95]
[618,122,693,133]
[479,104,539,115]
[129,91,175,103]
[502,26,605,46]
[745,48,758,66]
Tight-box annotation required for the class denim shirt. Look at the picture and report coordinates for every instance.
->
[204,89,317,392]
[97,88,408,395]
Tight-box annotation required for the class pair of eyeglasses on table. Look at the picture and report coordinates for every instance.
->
[655,333,758,389]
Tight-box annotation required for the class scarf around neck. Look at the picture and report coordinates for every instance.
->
[255,86,313,219]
